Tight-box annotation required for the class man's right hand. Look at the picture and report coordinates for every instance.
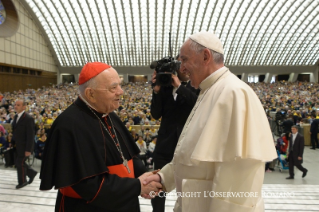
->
[152,71,160,93]
[138,172,162,197]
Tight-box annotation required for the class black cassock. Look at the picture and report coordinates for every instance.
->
[40,98,146,212]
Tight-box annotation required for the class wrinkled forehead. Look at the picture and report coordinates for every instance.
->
[98,68,120,84]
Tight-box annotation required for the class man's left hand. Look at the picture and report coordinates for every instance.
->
[25,151,31,157]
[171,74,181,88]
[298,156,302,160]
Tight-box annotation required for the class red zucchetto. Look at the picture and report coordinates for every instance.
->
[78,62,111,85]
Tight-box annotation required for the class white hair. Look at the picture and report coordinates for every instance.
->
[188,39,224,64]
[78,76,99,96]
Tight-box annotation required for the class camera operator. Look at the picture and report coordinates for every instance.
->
[150,55,199,212]
[275,108,285,135]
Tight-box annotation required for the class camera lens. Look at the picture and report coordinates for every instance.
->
[160,75,171,84]
[157,73,172,86]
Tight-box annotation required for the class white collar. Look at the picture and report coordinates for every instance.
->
[79,94,108,117]
[17,111,25,117]
[209,66,225,78]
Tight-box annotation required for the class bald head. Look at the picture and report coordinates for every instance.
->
[14,99,26,114]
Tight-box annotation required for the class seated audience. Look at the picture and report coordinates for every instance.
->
[35,133,46,160]
[136,135,147,166]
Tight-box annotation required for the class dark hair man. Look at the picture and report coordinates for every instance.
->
[310,114,319,149]
[286,125,308,179]
[282,115,294,134]
[150,55,199,211]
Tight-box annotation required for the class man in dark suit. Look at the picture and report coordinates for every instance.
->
[310,114,319,149]
[12,99,37,189]
[286,125,308,179]
[282,116,294,134]
[150,56,199,212]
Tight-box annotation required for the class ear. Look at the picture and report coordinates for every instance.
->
[84,88,96,103]
[203,48,212,65]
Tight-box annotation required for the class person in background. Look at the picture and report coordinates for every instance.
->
[130,129,139,142]
[310,114,319,149]
[146,136,157,169]
[150,52,199,212]
[136,135,148,166]
[0,131,7,158]
[4,133,15,168]
[12,99,38,189]
[35,133,46,160]
[286,125,308,179]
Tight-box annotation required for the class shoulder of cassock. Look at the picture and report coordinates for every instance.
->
[190,68,277,163]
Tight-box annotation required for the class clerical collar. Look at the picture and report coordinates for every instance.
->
[78,94,108,117]
[199,66,228,91]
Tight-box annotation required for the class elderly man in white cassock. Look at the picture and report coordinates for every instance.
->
[143,31,277,212]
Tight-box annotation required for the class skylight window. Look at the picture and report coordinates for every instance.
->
[25,0,319,67]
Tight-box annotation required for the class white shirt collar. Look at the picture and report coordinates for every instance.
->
[17,110,25,118]
[16,110,25,122]
[78,94,108,117]
[292,132,298,141]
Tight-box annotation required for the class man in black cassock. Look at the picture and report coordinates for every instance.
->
[40,62,162,212]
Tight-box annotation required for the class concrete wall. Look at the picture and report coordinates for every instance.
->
[0,0,58,73]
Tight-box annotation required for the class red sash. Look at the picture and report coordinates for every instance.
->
[60,159,134,199]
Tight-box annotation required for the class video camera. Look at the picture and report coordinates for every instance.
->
[150,57,181,86]
[150,32,181,87]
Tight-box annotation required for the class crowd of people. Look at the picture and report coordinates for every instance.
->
[0,81,318,129]
[0,81,318,157]
[0,79,318,174]
[0,82,161,169]
[249,81,319,121]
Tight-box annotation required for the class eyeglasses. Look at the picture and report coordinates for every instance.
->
[92,85,122,94]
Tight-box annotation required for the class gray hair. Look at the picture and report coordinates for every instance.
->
[188,39,224,64]
[78,77,98,96]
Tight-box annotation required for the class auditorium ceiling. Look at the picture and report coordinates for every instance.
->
[23,0,318,67]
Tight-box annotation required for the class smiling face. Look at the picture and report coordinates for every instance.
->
[176,57,190,82]
[87,68,124,114]
[179,40,207,89]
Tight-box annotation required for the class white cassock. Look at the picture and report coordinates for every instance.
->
[159,67,277,212]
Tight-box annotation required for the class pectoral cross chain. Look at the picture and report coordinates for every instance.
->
[123,158,131,174]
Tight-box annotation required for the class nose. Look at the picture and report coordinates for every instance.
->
[117,86,124,95]
[179,63,187,73]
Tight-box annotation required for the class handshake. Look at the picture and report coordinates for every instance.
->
[138,169,163,199]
